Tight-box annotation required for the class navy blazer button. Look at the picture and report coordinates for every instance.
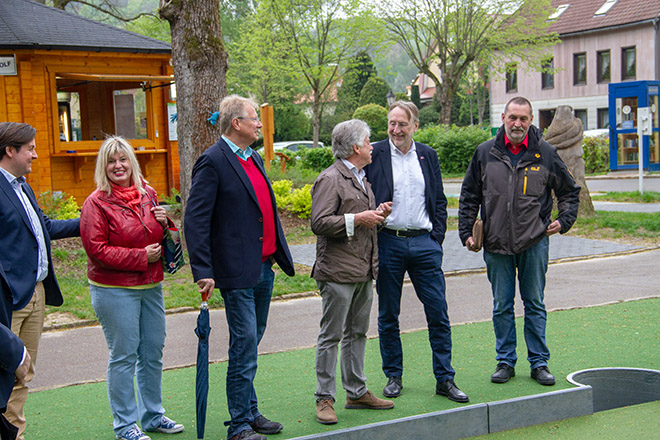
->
[258,217,263,222]
[259,237,263,242]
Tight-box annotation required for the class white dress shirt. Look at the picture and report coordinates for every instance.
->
[385,139,432,231]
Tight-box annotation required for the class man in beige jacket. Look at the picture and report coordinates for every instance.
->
[310,119,393,425]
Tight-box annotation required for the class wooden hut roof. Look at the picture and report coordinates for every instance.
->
[0,0,171,53]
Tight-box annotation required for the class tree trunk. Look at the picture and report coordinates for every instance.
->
[311,95,321,148]
[437,86,453,125]
[159,0,228,211]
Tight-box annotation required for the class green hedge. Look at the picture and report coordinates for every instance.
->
[583,135,610,174]
[271,179,313,219]
[415,125,491,174]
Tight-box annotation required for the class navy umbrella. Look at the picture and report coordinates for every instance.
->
[195,292,211,439]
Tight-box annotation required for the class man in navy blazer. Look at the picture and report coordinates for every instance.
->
[185,95,294,440]
[0,122,80,440]
[364,101,468,403]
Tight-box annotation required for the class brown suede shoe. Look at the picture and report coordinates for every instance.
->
[345,390,395,410]
[316,398,338,425]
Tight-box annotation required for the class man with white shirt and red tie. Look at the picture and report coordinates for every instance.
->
[365,101,468,403]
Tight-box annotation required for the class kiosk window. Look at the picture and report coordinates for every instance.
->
[56,76,151,142]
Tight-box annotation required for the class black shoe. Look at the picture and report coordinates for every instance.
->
[229,429,266,440]
[435,379,469,403]
[383,376,402,398]
[491,363,515,383]
[531,366,556,386]
[250,415,283,435]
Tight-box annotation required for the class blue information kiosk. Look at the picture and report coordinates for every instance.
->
[608,81,660,171]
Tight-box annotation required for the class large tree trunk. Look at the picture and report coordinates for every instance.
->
[436,86,453,125]
[159,0,228,211]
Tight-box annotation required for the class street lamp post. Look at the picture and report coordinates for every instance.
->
[386,90,395,107]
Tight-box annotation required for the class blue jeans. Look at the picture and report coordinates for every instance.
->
[90,284,166,437]
[376,232,455,383]
[484,236,550,370]
[220,260,274,439]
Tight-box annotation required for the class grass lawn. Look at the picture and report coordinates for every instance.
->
[590,191,660,203]
[25,298,660,439]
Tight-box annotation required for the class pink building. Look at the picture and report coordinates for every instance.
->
[490,0,660,130]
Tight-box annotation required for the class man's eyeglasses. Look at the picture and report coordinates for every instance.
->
[237,117,261,123]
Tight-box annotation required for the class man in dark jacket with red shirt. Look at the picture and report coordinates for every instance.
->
[459,96,580,387]
[184,95,295,440]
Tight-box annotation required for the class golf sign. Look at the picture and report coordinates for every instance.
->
[0,55,17,76]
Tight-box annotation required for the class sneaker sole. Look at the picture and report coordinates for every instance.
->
[150,426,184,434]
[316,418,338,425]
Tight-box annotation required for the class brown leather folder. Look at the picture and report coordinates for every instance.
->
[472,218,483,251]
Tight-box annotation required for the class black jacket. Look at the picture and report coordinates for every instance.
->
[459,125,580,255]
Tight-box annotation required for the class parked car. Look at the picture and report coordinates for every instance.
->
[262,141,324,153]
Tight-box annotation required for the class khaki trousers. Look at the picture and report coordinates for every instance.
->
[6,282,45,440]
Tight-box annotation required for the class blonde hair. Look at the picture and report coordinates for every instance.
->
[94,136,146,195]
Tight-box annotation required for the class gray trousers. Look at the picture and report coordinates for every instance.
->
[315,280,373,401]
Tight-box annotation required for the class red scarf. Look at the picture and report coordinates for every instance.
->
[111,182,142,211]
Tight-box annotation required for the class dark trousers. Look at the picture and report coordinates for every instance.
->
[376,232,455,382]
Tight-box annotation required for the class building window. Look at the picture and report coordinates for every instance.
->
[574,53,587,85]
[539,109,556,131]
[597,108,610,129]
[622,47,636,80]
[505,63,517,93]
[595,0,618,16]
[541,58,554,89]
[597,50,611,83]
[574,109,587,129]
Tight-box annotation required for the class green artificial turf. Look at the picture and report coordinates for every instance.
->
[25,298,660,439]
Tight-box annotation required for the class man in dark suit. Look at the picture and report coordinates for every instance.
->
[184,95,295,440]
[1,262,30,440]
[365,101,468,403]
[0,122,80,440]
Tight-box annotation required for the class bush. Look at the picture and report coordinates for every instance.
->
[583,135,610,174]
[299,147,335,172]
[359,76,390,107]
[160,188,182,216]
[415,125,491,174]
[38,191,80,219]
[271,180,312,219]
[288,184,313,219]
[418,105,440,128]
[353,104,388,141]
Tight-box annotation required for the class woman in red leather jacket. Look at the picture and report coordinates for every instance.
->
[80,136,183,440]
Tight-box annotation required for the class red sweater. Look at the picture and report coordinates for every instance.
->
[238,157,277,261]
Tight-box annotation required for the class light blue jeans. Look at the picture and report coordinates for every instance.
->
[90,284,166,437]
[483,236,550,370]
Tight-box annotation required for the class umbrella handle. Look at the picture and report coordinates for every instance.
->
[201,291,210,309]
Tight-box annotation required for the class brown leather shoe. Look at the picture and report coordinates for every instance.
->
[345,390,395,410]
[316,398,338,425]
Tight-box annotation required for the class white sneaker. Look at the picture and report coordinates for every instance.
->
[147,415,184,434]
[117,425,150,440]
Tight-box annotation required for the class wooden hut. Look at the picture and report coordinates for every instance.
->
[0,0,179,204]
